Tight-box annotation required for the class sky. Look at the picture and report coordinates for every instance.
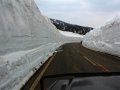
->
[35,0,120,28]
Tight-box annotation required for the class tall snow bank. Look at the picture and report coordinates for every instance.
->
[83,15,120,56]
[0,0,62,55]
[0,43,62,90]
[0,0,81,90]
[0,0,62,89]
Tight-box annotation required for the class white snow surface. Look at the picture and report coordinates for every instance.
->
[83,15,120,56]
[59,30,84,38]
[0,0,81,90]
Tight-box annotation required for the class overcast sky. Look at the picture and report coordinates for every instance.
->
[35,0,120,27]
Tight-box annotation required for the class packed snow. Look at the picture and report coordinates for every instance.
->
[59,30,84,38]
[0,43,62,90]
[83,15,120,57]
[0,0,81,90]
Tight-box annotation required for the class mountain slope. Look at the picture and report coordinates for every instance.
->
[50,18,93,35]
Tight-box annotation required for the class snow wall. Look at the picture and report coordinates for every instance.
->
[0,0,81,90]
[83,16,120,57]
[0,0,61,55]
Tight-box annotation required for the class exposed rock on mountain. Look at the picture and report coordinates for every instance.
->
[50,18,93,35]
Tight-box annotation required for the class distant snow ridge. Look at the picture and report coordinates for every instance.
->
[83,15,120,57]
[59,30,83,38]
[0,0,81,90]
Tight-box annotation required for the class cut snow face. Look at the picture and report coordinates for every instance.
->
[59,30,84,38]
[0,0,81,90]
[0,0,63,56]
[83,15,120,57]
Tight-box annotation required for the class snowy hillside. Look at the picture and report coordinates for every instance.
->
[83,16,120,57]
[0,0,81,90]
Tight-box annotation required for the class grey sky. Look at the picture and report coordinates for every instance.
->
[35,0,120,27]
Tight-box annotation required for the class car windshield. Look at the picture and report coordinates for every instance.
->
[1,0,120,90]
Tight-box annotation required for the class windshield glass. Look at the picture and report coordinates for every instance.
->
[1,0,120,90]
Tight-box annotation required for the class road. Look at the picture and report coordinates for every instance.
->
[21,43,120,90]
[44,43,120,74]
[42,43,120,89]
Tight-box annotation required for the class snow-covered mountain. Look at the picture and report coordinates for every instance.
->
[0,0,81,90]
[83,16,120,57]
[50,18,93,35]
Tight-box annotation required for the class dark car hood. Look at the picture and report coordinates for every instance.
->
[48,76,120,90]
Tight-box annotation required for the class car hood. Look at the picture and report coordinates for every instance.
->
[48,76,120,90]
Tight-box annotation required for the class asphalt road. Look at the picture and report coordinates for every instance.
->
[21,43,120,90]
[44,43,120,74]
[43,43,120,89]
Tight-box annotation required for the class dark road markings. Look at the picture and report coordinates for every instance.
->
[83,56,110,72]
